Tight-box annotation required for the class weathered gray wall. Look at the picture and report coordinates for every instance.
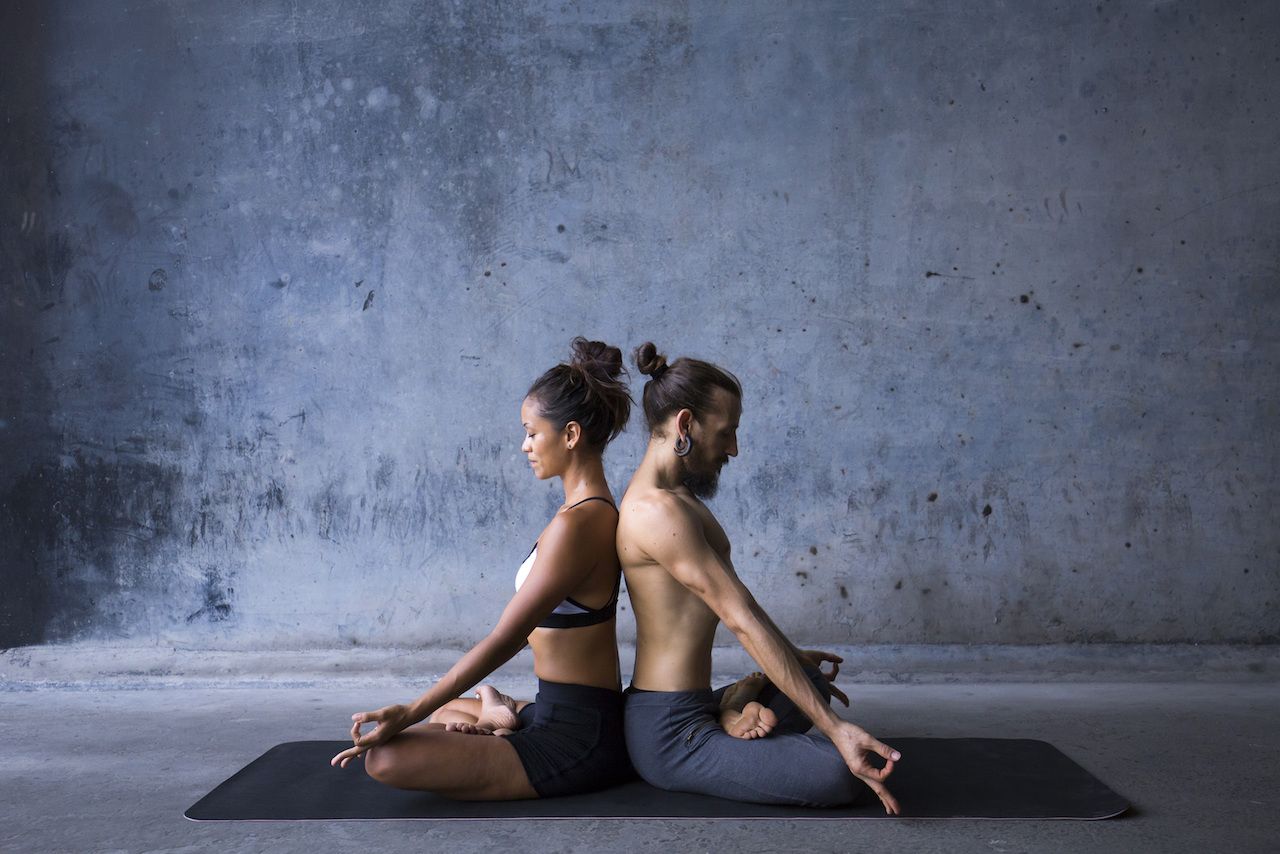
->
[2,0,1277,649]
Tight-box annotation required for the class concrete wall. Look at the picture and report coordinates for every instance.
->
[2,0,1277,649]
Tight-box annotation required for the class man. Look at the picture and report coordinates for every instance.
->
[618,342,900,812]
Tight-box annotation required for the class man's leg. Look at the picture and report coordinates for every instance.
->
[753,662,832,733]
[625,686,863,808]
[711,663,832,735]
[715,672,777,739]
[682,725,864,807]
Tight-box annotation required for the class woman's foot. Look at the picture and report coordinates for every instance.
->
[443,721,494,736]
[474,685,521,734]
[443,686,522,736]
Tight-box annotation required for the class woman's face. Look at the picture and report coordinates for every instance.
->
[520,396,569,480]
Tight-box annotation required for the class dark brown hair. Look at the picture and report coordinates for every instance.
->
[632,342,742,435]
[526,338,632,449]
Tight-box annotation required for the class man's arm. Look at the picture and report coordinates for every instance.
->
[628,493,901,813]
[752,606,850,705]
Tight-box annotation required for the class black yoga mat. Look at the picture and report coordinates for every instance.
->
[185,738,1128,821]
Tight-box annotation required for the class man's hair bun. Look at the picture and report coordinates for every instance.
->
[630,341,741,435]
[633,342,669,378]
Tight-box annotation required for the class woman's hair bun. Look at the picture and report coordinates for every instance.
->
[569,337,624,380]
[633,342,669,378]
[526,337,632,449]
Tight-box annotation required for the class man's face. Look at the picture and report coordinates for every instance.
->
[678,387,740,499]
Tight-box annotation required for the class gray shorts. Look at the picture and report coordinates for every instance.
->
[622,665,866,807]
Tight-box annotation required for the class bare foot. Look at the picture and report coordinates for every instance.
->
[444,721,494,736]
[474,685,521,733]
[721,701,778,739]
[720,671,769,711]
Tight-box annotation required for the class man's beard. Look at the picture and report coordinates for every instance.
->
[679,454,723,499]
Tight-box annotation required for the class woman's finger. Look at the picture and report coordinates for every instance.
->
[330,744,361,767]
[828,683,851,707]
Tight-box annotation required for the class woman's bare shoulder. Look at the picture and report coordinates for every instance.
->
[542,497,617,543]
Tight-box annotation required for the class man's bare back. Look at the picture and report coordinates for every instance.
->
[619,486,729,691]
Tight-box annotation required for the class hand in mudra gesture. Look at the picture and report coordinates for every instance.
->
[329,703,415,769]
[830,721,902,815]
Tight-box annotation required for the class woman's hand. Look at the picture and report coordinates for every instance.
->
[829,721,902,815]
[329,703,415,769]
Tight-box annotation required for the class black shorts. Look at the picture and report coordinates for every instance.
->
[504,679,636,798]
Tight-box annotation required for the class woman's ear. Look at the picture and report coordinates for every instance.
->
[564,420,583,450]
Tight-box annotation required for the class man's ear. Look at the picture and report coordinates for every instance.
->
[675,408,695,438]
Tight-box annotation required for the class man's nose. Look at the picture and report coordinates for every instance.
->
[727,438,738,457]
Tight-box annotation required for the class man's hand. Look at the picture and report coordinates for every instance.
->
[329,703,415,768]
[829,721,902,815]
[798,649,849,706]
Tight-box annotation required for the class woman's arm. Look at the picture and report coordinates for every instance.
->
[331,512,603,767]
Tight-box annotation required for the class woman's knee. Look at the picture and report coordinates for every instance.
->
[363,744,401,786]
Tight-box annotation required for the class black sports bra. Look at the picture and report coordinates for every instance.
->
[515,496,620,629]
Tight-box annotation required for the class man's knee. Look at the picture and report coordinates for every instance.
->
[794,749,863,807]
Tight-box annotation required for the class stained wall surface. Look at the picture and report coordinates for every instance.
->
[2,0,1277,649]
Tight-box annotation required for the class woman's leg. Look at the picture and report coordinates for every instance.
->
[427,687,533,728]
[428,697,481,726]
[363,728,539,800]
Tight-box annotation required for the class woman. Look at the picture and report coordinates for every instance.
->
[330,338,635,800]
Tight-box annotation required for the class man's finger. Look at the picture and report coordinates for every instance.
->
[869,738,902,764]
[859,776,901,815]
[828,684,850,707]
[859,757,895,782]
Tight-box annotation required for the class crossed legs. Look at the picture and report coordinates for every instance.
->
[716,672,778,739]
[362,725,538,800]
[428,686,530,735]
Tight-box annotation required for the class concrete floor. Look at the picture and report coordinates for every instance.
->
[2,669,1277,854]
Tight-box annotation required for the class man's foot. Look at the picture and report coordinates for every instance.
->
[718,672,776,739]
[720,671,769,710]
[473,685,521,733]
[720,701,778,739]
